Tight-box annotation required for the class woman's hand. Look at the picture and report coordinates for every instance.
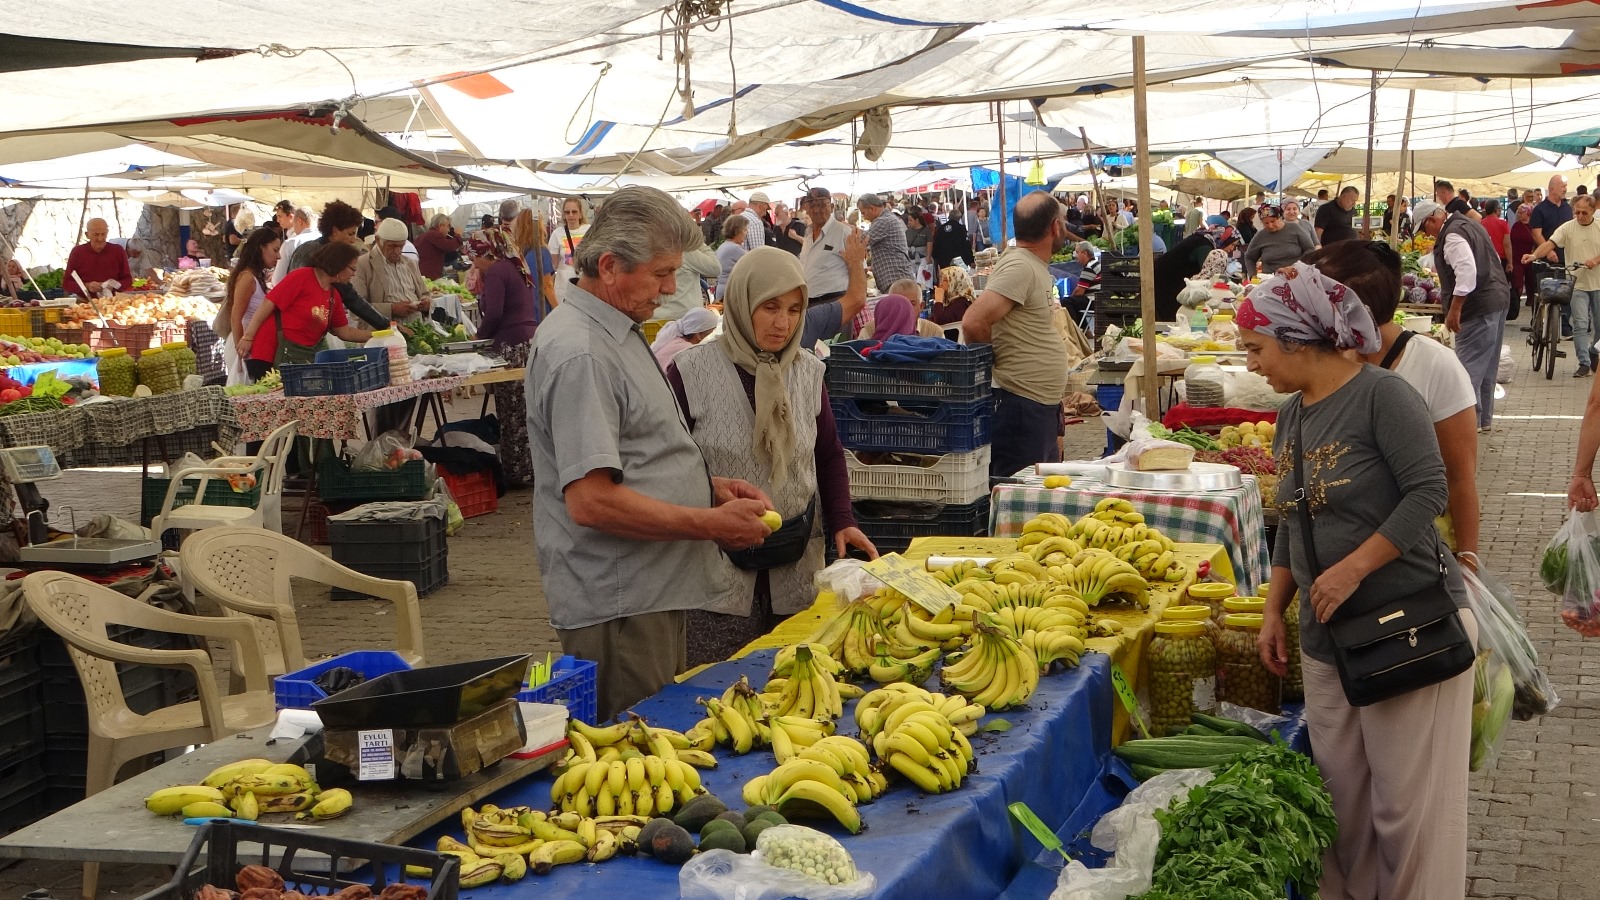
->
[834,527,878,561]
[1571,473,1598,512]
[237,334,253,353]
[1310,559,1364,623]
[1257,608,1290,678]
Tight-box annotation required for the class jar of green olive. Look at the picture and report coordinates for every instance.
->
[1186,581,1235,620]
[1148,620,1218,735]
[1218,613,1281,714]
[1161,604,1219,643]
[1218,596,1264,625]
[1282,593,1303,702]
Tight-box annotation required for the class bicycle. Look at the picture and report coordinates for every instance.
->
[1529,259,1580,380]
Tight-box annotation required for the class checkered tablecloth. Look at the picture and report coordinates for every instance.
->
[229,375,467,442]
[989,475,1271,590]
[0,387,241,468]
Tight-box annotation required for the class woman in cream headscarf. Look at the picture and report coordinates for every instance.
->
[932,265,976,326]
[667,247,878,665]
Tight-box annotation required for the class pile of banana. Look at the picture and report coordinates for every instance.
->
[985,606,1089,673]
[867,694,976,794]
[694,678,769,755]
[1032,501,1189,585]
[741,739,878,835]
[768,713,836,761]
[939,619,1041,709]
[551,717,714,818]
[759,644,850,720]
[855,683,984,739]
[425,807,652,884]
[144,760,349,821]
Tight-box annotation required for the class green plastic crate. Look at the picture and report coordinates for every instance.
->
[316,457,429,502]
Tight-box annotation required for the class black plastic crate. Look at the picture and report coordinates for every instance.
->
[0,748,46,837]
[1097,274,1141,295]
[331,549,449,601]
[0,676,45,746]
[0,629,41,689]
[1101,253,1159,276]
[42,677,171,736]
[853,497,990,556]
[133,820,458,900]
[328,514,447,569]
[317,457,429,502]
[832,396,993,455]
[825,341,993,403]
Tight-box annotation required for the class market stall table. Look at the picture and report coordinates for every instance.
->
[410,367,524,436]
[990,476,1270,592]
[0,725,563,867]
[229,375,468,443]
[0,387,240,469]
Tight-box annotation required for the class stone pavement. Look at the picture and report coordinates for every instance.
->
[4,335,1599,898]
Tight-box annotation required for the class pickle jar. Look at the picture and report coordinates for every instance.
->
[1186,581,1235,620]
[96,347,136,396]
[163,341,197,379]
[136,347,180,395]
[1218,596,1264,624]
[1183,354,1225,407]
[1161,604,1219,643]
[1282,593,1304,702]
[1218,613,1282,714]
[1148,621,1218,735]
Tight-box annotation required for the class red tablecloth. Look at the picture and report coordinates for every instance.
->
[1161,403,1277,432]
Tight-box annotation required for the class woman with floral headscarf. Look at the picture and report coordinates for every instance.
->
[932,265,976,326]
[667,247,878,665]
[467,228,538,484]
[1243,262,1475,900]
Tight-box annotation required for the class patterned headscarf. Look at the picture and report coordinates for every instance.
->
[1235,261,1379,352]
[1197,249,1230,281]
[468,228,532,287]
[938,266,975,304]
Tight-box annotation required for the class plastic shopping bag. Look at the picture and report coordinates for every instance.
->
[1540,510,1600,637]
[1463,567,1558,722]
[1048,769,1215,900]
[681,826,876,900]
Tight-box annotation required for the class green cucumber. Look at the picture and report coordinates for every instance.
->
[1190,712,1272,742]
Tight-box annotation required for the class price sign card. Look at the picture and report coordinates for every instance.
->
[1110,663,1152,740]
[357,728,396,780]
[863,553,961,615]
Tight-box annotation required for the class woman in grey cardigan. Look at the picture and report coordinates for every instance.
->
[1240,263,1478,900]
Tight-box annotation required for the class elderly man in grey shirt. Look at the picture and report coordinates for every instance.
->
[526,186,774,719]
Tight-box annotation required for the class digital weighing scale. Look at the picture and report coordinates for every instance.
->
[1,445,161,566]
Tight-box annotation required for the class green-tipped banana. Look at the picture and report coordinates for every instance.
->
[180,801,233,819]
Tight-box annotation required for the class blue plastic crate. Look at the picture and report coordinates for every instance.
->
[517,655,597,726]
[824,341,992,403]
[274,650,413,709]
[280,347,390,397]
[831,396,993,454]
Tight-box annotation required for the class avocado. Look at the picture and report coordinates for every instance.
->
[742,817,778,847]
[673,793,729,832]
[650,823,696,865]
[700,818,738,838]
[742,804,776,820]
[698,827,747,854]
[637,817,676,856]
[713,811,747,832]
[754,811,788,827]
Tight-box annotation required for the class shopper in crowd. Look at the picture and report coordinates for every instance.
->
[1243,259,1473,900]
[508,210,559,330]
[1152,231,1218,320]
[1314,186,1360,245]
[415,214,464,279]
[1185,197,1204,238]
[797,186,869,348]
[1524,193,1600,377]
[1414,200,1510,425]
[224,206,253,258]
[1479,199,1514,291]
[740,192,772,251]
[64,218,132,297]
[772,203,802,255]
[1435,180,1482,222]
[547,196,589,302]
[1509,202,1537,320]
[466,227,538,484]
[1241,205,1316,281]
[1066,241,1099,322]
[651,213,720,327]
[1531,176,1573,263]
[717,215,750,293]
[1280,200,1314,246]
[701,204,726,246]
[271,200,294,237]
[286,200,388,330]
[1236,206,1259,244]
[667,246,875,666]
[933,265,976,327]
[1310,240,1483,575]
[905,205,935,282]
[868,293,922,340]
[353,218,432,325]
[932,207,974,271]
[962,192,1069,477]
[1568,347,1600,511]
[525,186,773,719]
[1305,188,1330,219]
[217,228,282,386]
[238,242,374,379]
[857,193,914,292]
[652,306,719,369]
[273,208,317,283]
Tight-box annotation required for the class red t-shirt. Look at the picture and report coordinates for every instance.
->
[250,267,348,363]
[64,242,133,296]
[1481,215,1511,260]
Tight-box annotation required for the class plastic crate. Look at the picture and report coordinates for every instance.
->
[824,341,993,403]
[274,650,414,709]
[132,820,458,900]
[330,514,447,568]
[853,496,990,557]
[140,474,263,525]
[42,677,170,736]
[0,748,46,838]
[517,655,598,726]
[832,396,993,454]
[280,347,390,397]
[1100,254,1158,277]
[0,309,34,338]
[440,467,498,518]
[845,446,991,504]
[331,549,449,601]
[316,456,429,502]
[0,672,46,746]
[85,321,160,358]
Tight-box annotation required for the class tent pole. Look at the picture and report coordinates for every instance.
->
[74,178,91,246]
[1134,36,1159,416]
[1362,71,1377,237]
[996,102,1009,246]
[1392,90,1416,249]
[1081,128,1103,218]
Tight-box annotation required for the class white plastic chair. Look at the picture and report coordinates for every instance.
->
[148,419,298,542]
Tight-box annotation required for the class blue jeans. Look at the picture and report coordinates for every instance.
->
[1571,288,1600,368]
[988,388,1062,478]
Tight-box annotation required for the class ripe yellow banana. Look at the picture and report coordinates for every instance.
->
[306,788,352,819]
[772,779,862,834]
[530,840,587,874]
[200,759,275,789]
[145,785,227,816]
[258,791,317,814]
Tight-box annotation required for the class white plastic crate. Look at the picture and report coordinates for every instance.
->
[846,446,991,504]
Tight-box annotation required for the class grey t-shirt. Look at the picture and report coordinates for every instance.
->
[1271,365,1464,664]
[1241,225,1316,277]
[801,301,844,349]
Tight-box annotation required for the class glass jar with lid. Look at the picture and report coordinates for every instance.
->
[136,347,180,395]
[1218,595,1265,624]
[96,347,136,396]
[1207,312,1239,345]
[1183,354,1225,407]
[1149,621,1219,735]
[1217,613,1282,713]
[1162,603,1219,643]
[1186,581,1235,620]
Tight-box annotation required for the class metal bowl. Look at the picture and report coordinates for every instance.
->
[1101,461,1243,493]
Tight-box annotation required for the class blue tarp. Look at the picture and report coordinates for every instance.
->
[971,166,1045,249]
[0,358,99,386]
[402,648,1116,900]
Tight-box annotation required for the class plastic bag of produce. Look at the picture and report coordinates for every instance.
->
[351,429,419,472]
[1540,510,1600,637]
[1463,567,1557,724]
[680,825,876,900]
[1049,769,1215,900]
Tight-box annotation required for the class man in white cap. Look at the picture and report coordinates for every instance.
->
[741,192,772,251]
[1414,199,1509,430]
[353,217,432,323]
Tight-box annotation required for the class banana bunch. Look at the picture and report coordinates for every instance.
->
[768,714,836,762]
[870,697,976,794]
[759,643,845,720]
[956,578,1088,616]
[987,605,1088,673]
[855,683,984,739]
[553,719,709,816]
[772,643,844,679]
[939,619,1041,710]
[1037,549,1151,607]
[869,638,941,685]
[696,692,768,755]
[741,747,873,834]
[884,601,968,652]
[146,761,333,819]
[426,807,648,884]
[803,590,904,658]
[1023,534,1086,567]
[931,558,994,585]
[987,555,1049,585]
[564,714,717,771]
[1019,512,1075,537]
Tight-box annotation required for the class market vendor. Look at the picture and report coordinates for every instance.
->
[64,218,132,297]
[1240,205,1316,281]
[1152,231,1218,320]
[237,242,375,379]
[525,185,774,720]
[287,199,389,331]
[467,227,538,484]
[352,218,432,324]
[415,214,464,279]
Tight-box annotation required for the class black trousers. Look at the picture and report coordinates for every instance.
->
[988,388,1062,478]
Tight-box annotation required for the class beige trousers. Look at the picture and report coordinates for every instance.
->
[1302,609,1477,900]
[557,609,686,721]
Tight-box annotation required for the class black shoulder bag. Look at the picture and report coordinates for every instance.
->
[1292,412,1474,707]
